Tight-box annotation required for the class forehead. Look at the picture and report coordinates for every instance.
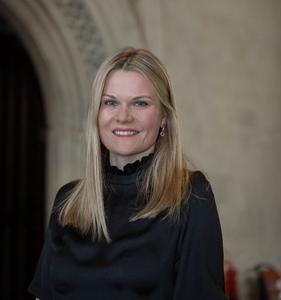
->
[103,70,156,97]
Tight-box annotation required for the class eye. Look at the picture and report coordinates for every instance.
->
[133,100,148,107]
[103,99,118,107]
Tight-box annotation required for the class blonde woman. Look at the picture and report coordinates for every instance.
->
[29,48,226,299]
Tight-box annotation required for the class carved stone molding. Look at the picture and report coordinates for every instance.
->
[52,0,106,75]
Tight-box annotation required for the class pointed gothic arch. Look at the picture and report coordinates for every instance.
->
[0,0,108,215]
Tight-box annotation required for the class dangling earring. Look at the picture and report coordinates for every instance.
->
[160,126,165,137]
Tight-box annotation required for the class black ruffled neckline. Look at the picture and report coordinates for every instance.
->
[107,153,153,176]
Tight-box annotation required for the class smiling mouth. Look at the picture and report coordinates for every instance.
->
[113,130,139,136]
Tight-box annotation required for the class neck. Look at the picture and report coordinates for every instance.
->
[109,149,154,170]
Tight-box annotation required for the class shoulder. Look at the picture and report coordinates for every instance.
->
[53,179,80,207]
[174,171,223,261]
[181,170,218,226]
[189,170,213,200]
[178,170,222,244]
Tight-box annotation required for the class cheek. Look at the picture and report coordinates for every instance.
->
[98,110,111,129]
[141,114,162,136]
[98,113,110,142]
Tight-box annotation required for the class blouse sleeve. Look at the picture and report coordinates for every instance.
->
[28,219,54,299]
[28,181,77,299]
[173,172,226,300]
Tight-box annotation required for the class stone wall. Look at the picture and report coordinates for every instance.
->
[87,0,281,297]
[125,1,281,298]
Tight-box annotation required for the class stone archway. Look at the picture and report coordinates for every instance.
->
[0,0,108,215]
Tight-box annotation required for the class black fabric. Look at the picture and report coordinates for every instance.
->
[106,153,154,175]
[28,169,226,300]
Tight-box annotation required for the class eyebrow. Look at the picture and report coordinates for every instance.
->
[102,93,153,100]
[102,93,116,99]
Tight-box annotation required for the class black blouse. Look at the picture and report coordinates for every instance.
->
[28,162,226,300]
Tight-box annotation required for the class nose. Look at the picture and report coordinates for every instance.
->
[116,104,133,123]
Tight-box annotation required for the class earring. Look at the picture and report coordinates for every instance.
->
[160,126,165,137]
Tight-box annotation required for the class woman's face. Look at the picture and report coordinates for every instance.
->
[98,70,166,169]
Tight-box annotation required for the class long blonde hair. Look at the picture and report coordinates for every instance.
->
[58,47,190,242]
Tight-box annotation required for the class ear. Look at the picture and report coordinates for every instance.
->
[161,115,167,128]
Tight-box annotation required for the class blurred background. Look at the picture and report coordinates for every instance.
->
[0,0,280,299]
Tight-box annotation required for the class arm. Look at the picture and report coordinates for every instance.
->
[28,181,78,298]
[28,220,53,299]
[173,173,226,299]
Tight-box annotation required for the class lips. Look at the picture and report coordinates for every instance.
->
[112,129,139,136]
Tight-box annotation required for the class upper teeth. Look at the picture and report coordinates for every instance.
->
[114,130,137,136]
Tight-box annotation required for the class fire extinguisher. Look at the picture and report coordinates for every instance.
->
[224,254,239,300]
[255,263,281,300]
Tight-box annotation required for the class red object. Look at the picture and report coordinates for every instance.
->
[224,258,238,300]
[258,265,281,300]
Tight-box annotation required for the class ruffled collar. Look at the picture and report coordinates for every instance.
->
[106,153,154,176]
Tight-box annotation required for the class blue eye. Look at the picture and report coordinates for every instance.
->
[134,100,148,107]
[104,99,118,106]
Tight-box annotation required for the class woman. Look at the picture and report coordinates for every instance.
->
[29,47,226,299]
